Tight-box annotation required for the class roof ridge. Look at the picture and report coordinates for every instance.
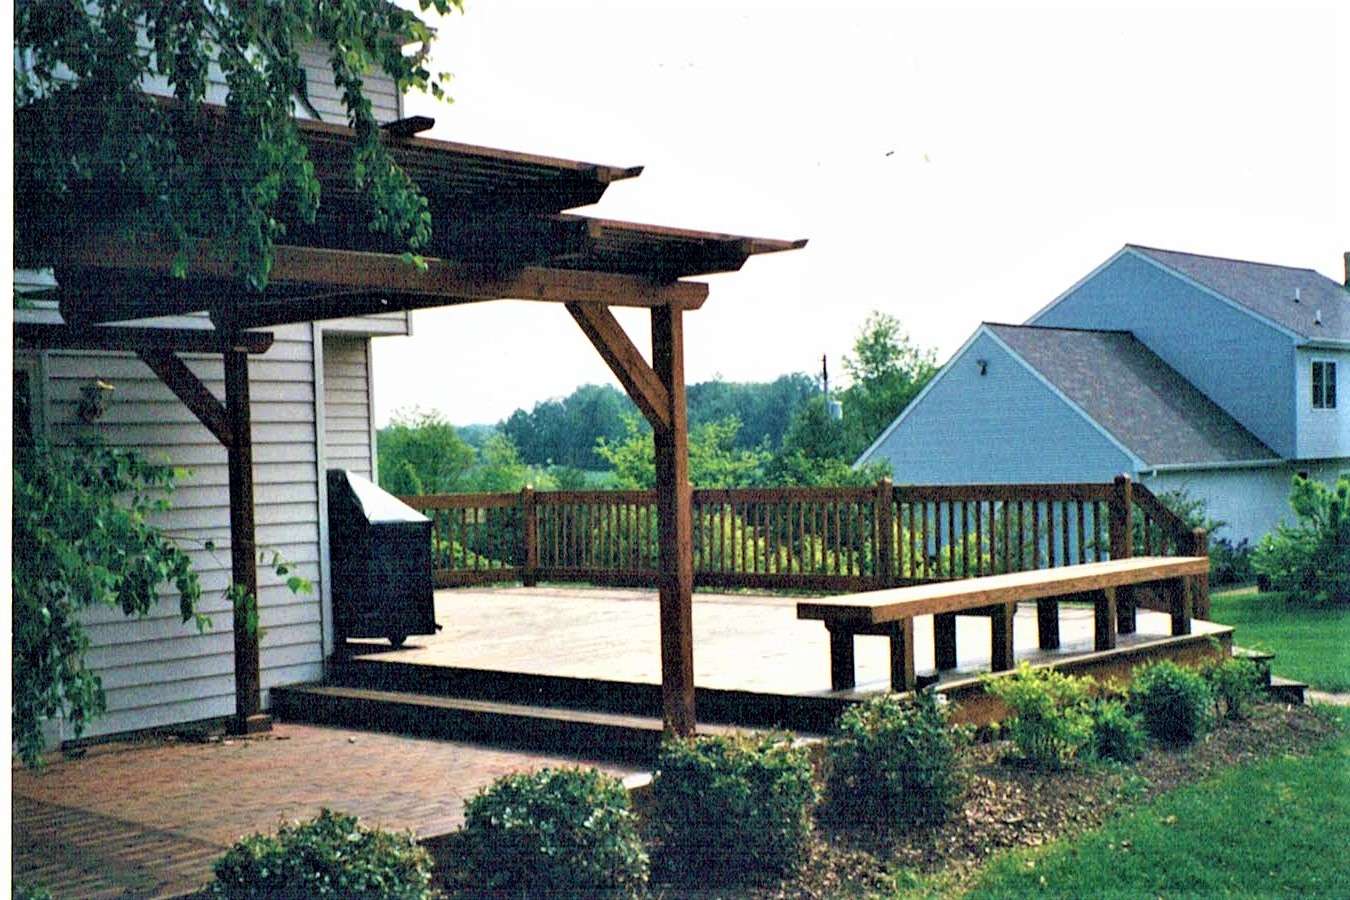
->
[1126,243,1327,278]
[986,321,1134,336]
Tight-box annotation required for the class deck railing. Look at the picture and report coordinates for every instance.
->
[400,475,1206,612]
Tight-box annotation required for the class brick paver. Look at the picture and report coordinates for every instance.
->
[12,722,641,899]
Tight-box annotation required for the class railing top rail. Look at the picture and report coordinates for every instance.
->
[534,489,654,505]
[401,492,522,509]
[693,485,878,503]
[891,482,1114,502]
[1130,482,1193,536]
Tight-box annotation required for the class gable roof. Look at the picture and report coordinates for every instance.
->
[985,324,1279,467]
[1127,245,1350,342]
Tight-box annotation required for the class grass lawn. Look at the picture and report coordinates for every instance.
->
[962,707,1350,899]
[1207,588,1350,692]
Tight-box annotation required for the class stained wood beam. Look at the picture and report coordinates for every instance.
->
[651,304,696,736]
[136,350,232,445]
[14,321,272,354]
[567,302,672,431]
[55,237,709,327]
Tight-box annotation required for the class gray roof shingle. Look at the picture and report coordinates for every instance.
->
[987,323,1279,466]
[1128,245,1349,342]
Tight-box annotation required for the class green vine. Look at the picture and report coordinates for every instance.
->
[15,0,462,289]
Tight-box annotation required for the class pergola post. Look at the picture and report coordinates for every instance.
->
[651,304,696,736]
[224,349,268,734]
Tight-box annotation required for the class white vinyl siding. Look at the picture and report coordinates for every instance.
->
[323,334,376,479]
[45,324,325,739]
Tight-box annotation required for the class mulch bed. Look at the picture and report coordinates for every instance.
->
[645,700,1341,898]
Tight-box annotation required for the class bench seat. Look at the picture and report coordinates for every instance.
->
[797,556,1209,692]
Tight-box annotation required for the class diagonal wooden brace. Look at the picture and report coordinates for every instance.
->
[567,301,672,430]
[137,349,232,445]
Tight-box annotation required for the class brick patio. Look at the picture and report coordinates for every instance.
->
[12,722,642,899]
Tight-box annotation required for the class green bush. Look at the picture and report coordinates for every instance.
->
[651,731,816,881]
[1203,656,1265,722]
[209,809,431,899]
[984,663,1096,769]
[1252,476,1350,605]
[14,885,52,900]
[1089,697,1147,763]
[1210,537,1254,586]
[457,767,648,896]
[825,691,967,829]
[1129,661,1215,746]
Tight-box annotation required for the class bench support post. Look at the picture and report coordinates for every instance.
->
[934,613,957,670]
[1093,586,1118,651]
[1036,599,1060,650]
[888,619,916,692]
[1116,583,1137,634]
[827,625,856,691]
[1167,577,1193,636]
[990,603,1015,672]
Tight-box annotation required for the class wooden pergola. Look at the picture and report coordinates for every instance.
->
[16,112,805,736]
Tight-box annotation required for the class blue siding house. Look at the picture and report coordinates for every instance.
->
[859,246,1350,544]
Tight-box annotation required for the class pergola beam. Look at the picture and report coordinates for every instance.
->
[55,238,709,328]
[567,302,671,431]
[14,321,273,354]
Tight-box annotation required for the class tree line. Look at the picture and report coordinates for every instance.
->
[378,311,939,493]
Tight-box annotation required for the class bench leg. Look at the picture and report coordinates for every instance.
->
[888,620,916,693]
[934,613,958,670]
[1036,599,1060,650]
[990,603,1015,672]
[1093,586,1118,651]
[1167,577,1193,636]
[826,625,856,691]
[1116,583,1137,635]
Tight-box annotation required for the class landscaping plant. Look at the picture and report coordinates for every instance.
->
[651,731,816,881]
[456,767,648,896]
[1252,475,1350,605]
[1129,660,1215,746]
[824,691,967,829]
[983,663,1096,769]
[1088,696,1147,763]
[209,809,432,899]
[1202,655,1264,722]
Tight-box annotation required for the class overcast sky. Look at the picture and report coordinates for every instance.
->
[371,0,1349,427]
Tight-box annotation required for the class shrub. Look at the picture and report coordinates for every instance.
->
[1203,656,1264,722]
[984,663,1095,769]
[1210,537,1254,586]
[457,767,648,896]
[1252,475,1350,605]
[651,731,816,881]
[825,691,967,829]
[1089,697,1147,763]
[1129,661,1215,746]
[209,809,432,899]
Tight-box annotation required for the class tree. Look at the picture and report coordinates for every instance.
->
[499,384,634,469]
[15,0,460,288]
[377,409,476,495]
[12,438,203,766]
[596,416,770,489]
[838,312,939,459]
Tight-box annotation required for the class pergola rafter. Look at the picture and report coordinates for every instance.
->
[17,104,805,737]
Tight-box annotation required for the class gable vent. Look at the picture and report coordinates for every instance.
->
[1294,287,1301,303]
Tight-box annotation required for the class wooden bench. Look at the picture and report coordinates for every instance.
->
[797,556,1209,692]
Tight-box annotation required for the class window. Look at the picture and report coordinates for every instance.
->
[1312,360,1337,409]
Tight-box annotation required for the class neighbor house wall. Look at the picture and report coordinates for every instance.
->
[1294,346,1350,460]
[1030,250,1298,458]
[860,330,1138,484]
[1140,459,1350,547]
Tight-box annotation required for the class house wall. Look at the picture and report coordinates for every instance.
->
[861,331,1138,484]
[322,334,378,479]
[1295,346,1350,459]
[1141,459,1350,547]
[1030,250,1298,458]
[37,326,326,739]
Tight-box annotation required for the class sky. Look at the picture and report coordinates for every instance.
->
[371,0,1349,427]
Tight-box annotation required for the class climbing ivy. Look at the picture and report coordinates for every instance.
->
[14,0,461,289]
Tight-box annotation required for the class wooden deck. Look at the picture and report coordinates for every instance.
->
[344,585,1232,705]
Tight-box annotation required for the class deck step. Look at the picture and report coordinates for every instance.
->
[272,683,699,764]
[1265,676,1308,705]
